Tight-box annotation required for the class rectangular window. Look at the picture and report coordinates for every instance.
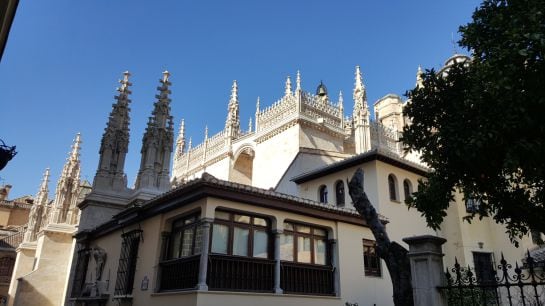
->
[211,210,270,259]
[280,233,294,261]
[211,223,229,254]
[114,230,142,296]
[167,214,202,259]
[282,222,328,265]
[363,239,381,277]
[233,227,249,256]
[253,229,268,258]
[297,236,311,263]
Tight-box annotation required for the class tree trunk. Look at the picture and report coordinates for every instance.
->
[348,168,414,306]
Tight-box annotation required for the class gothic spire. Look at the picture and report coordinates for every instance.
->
[93,71,132,192]
[49,133,82,225]
[23,168,50,242]
[416,65,424,88]
[135,71,174,193]
[338,91,344,109]
[36,168,50,207]
[225,80,240,138]
[255,96,260,114]
[296,70,301,92]
[353,65,368,111]
[174,119,185,157]
[285,76,292,96]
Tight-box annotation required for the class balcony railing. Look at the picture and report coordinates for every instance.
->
[280,261,335,295]
[207,254,275,292]
[159,255,200,291]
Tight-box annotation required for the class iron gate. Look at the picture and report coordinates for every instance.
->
[438,252,545,306]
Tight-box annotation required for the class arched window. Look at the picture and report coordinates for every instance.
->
[319,185,328,203]
[403,179,413,201]
[388,174,398,201]
[335,180,345,207]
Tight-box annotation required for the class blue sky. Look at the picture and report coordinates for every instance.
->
[0,0,481,198]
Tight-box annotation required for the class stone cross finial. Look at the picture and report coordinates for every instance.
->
[162,70,170,82]
[285,76,292,96]
[119,71,131,92]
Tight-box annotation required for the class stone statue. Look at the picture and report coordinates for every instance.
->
[92,247,107,281]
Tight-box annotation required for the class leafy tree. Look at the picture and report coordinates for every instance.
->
[403,0,545,244]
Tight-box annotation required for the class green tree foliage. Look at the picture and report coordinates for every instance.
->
[403,0,545,244]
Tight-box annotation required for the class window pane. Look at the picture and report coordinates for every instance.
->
[180,228,195,257]
[211,224,229,254]
[215,211,230,220]
[283,222,294,231]
[253,217,267,226]
[297,236,311,263]
[280,234,294,261]
[233,227,249,256]
[234,214,250,224]
[173,219,185,228]
[296,225,311,234]
[253,230,268,258]
[193,225,203,254]
[185,215,196,225]
[314,239,326,265]
[170,231,182,258]
[313,228,327,237]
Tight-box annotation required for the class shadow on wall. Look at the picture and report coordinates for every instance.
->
[11,278,53,306]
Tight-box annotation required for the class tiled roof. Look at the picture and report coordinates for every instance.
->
[291,148,429,183]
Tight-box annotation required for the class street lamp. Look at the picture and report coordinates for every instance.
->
[0,139,17,171]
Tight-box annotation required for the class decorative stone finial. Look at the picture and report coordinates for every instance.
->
[296,70,301,92]
[285,76,292,96]
[204,125,209,140]
[248,117,252,132]
[256,96,260,114]
[416,65,424,88]
[230,80,238,103]
[162,70,170,82]
[338,91,344,109]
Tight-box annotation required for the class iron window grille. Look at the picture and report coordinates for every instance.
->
[465,198,481,213]
[363,239,381,277]
[71,248,90,297]
[0,257,15,284]
[114,229,143,297]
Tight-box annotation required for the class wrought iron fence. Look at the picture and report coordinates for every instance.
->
[207,254,275,292]
[280,261,335,295]
[0,225,26,249]
[159,255,200,291]
[439,252,545,306]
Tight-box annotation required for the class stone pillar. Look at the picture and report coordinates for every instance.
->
[273,230,283,294]
[196,219,212,291]
[402,235,447,306]
[329,239,340,296]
